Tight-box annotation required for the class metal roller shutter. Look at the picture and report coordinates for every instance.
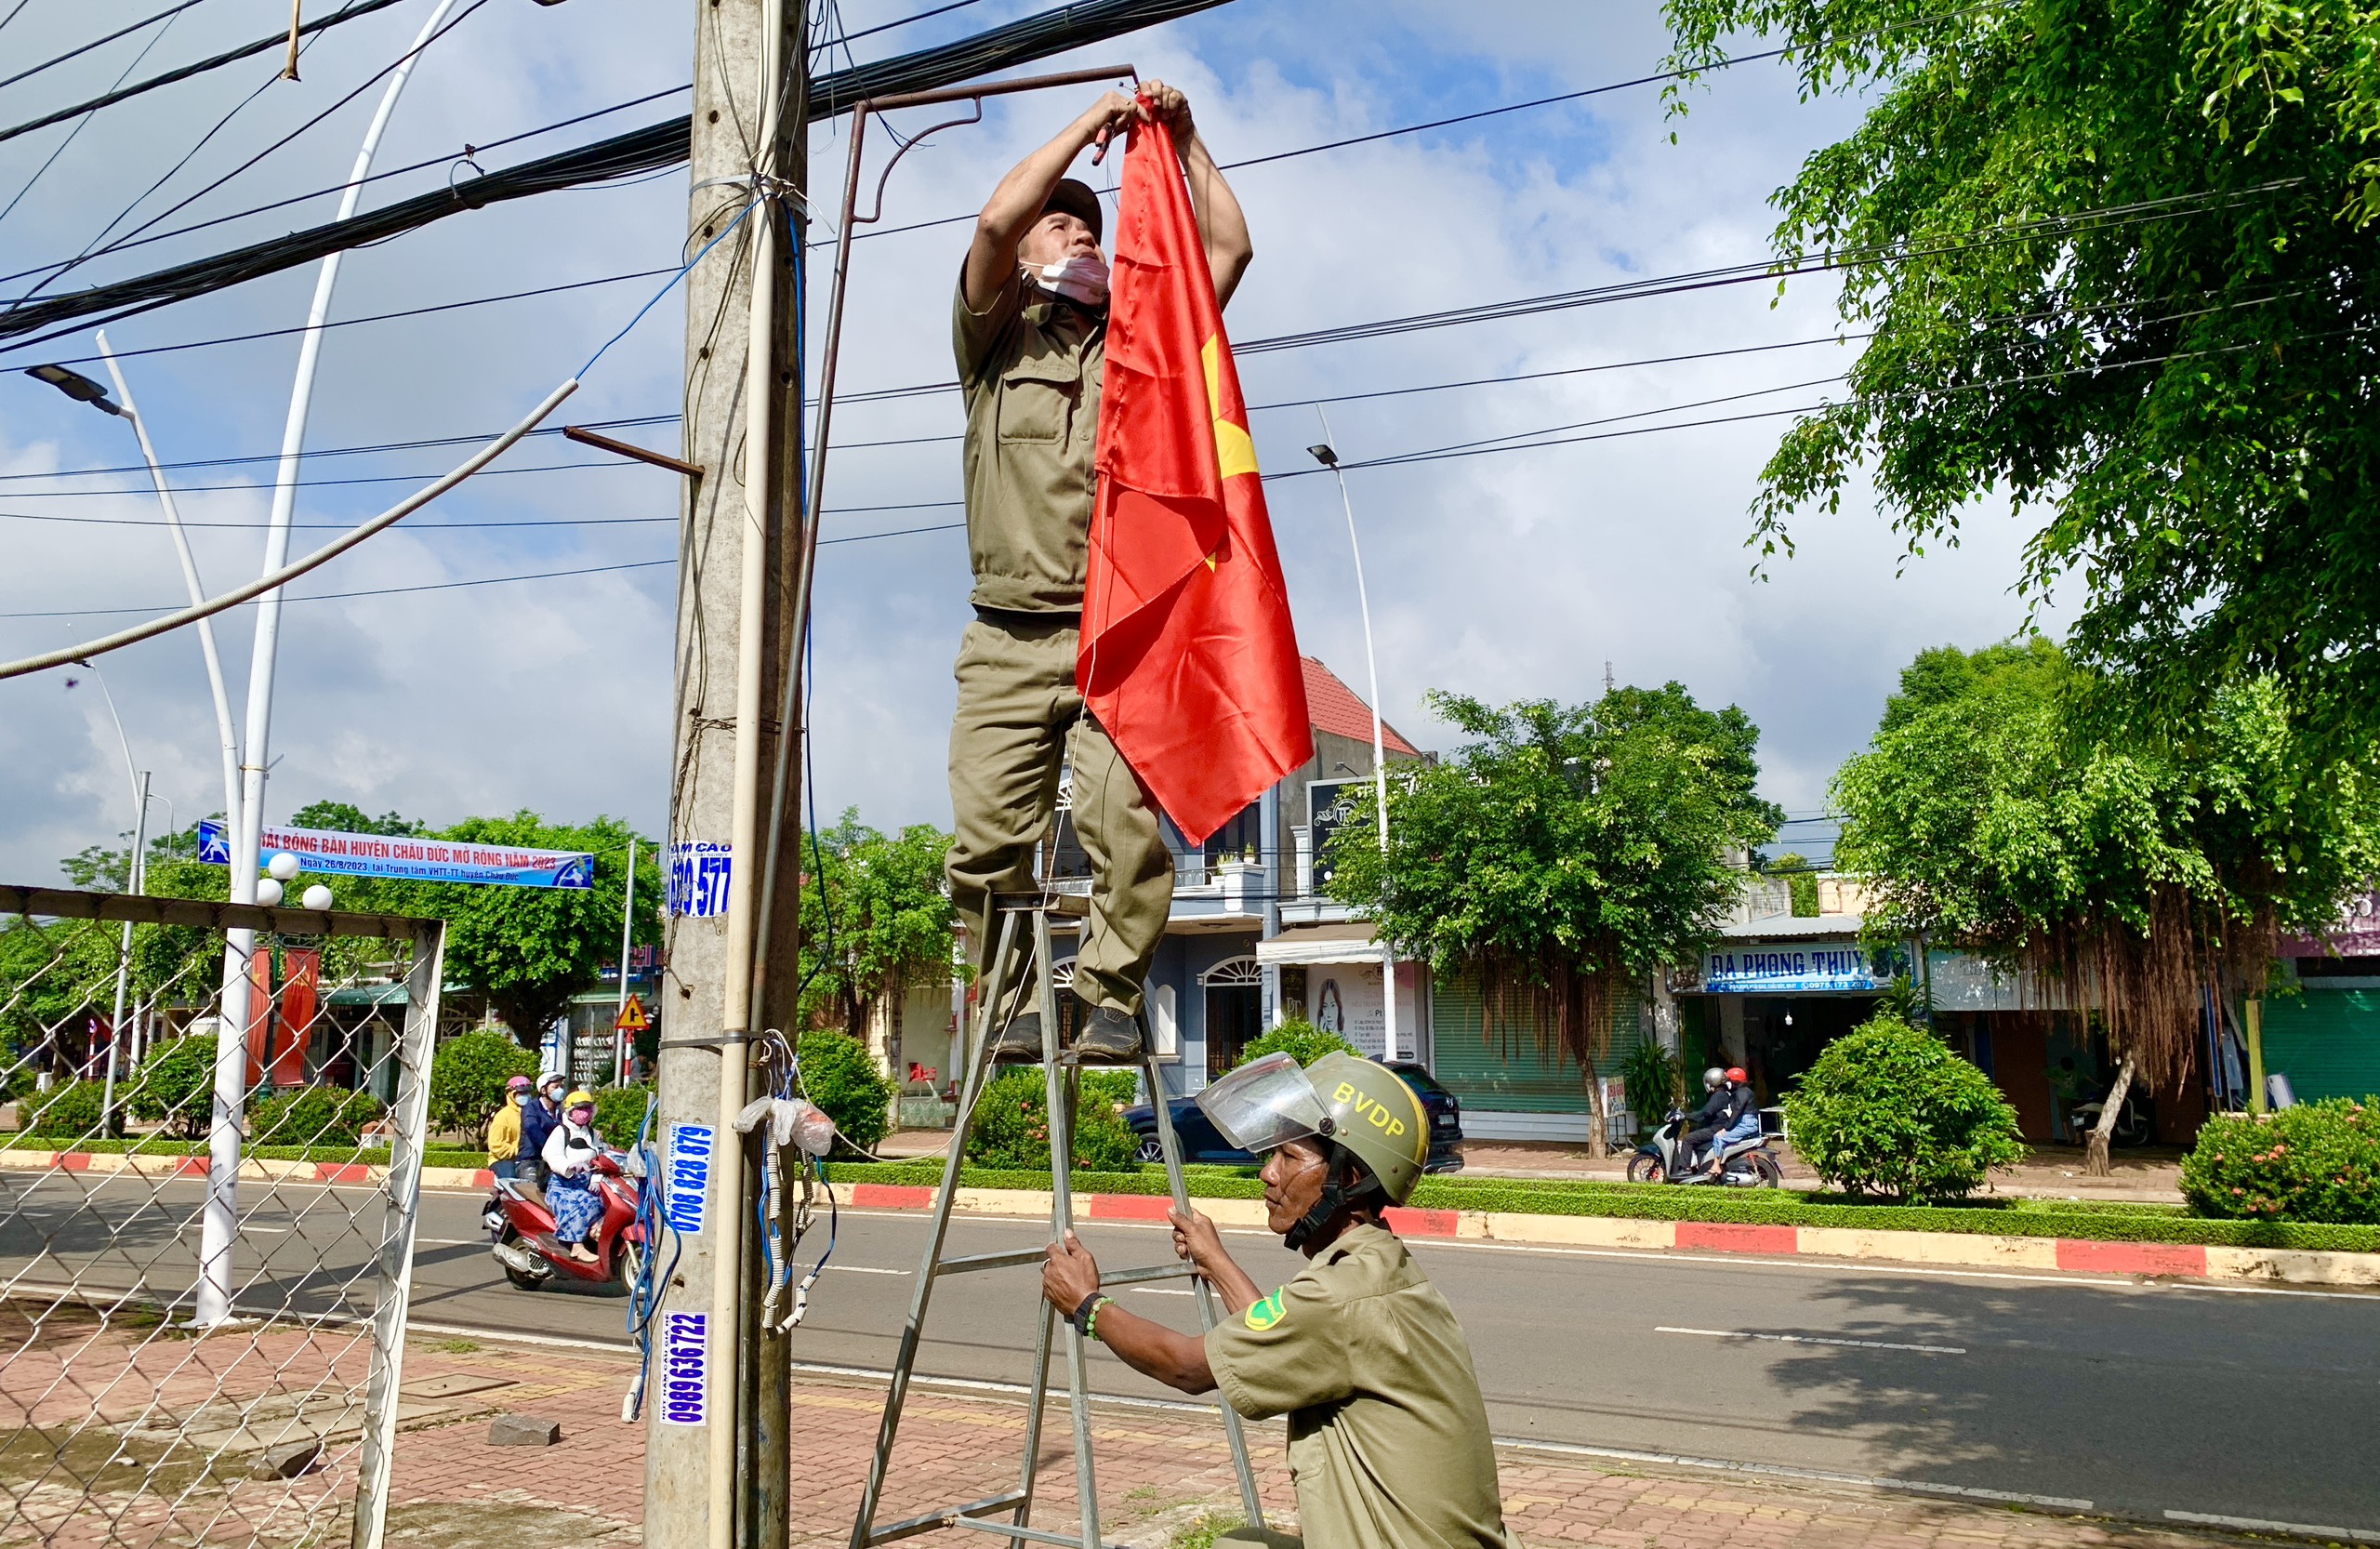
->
[1428,972,1642,1113]
[2262,988,2380,1102]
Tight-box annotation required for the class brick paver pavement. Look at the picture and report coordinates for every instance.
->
[0,1315,2299,1549]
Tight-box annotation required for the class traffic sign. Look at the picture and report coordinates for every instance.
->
[615,994,650,1033]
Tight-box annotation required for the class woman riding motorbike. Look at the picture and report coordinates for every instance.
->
[541,1090,605,1263]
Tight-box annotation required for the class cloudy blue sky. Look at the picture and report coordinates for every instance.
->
[0,0,2055,883]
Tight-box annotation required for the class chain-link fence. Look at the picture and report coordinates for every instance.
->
[0,886,443,1549]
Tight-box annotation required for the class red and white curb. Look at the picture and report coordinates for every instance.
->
[839,1183,2380,1291]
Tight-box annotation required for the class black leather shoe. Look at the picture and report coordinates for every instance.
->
[988,1013,1046,1063]
[1070,1005,1143,1065]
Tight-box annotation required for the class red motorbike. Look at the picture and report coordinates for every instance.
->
[483,1150,646,1291]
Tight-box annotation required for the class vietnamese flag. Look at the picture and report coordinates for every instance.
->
[1079,115,1312,845]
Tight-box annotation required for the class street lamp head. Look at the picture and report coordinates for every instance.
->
[25,364,124,417]
[1306,443,1339,469]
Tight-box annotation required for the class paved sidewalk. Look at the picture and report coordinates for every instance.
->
[0,1314,2303,1549]
[377,1337,2280,1549]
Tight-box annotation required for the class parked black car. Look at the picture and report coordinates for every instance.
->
[1123,1059,1463,1173]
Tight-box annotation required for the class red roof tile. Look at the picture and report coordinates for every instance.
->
[1301,656,1421,757]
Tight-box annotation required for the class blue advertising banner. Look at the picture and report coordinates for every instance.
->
[195,819,595,889]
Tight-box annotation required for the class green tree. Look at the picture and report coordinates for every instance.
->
[798,813,959,1043]
[1785,1013,2027,1202]
[1766,852,1821,918]
[1327,683,1782,1156]
[1237,1017,1358,1069]
[429,1028,537,1145]
[1660,0,2380,739]
[795,1029,897,1157]
[127,1032,219,1138]
[1831,640,2380,1171]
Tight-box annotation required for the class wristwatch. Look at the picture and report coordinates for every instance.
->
[1072,1290,1113,1340]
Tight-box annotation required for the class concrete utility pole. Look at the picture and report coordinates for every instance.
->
[650,0,807,1547]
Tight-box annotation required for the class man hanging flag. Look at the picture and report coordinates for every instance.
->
[1080,111,1312,845]
[943,83,1253,1068]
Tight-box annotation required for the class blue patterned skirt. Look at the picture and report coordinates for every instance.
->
[549,1175,602,1241]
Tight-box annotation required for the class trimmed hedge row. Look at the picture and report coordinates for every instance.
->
[819,1161,2380,1254]
[0,1135,488,1170]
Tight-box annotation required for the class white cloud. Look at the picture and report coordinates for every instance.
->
[0,0,2054,886]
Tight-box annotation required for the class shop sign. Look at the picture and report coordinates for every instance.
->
[1306,776,1371,889]
[1701,941,1900,994]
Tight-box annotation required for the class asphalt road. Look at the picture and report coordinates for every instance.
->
[7,1172,2379,1535]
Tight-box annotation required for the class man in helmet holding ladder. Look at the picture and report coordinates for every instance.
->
[1041,1053,1515,1549]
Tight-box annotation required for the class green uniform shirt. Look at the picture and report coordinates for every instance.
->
[1205,1224,1513,1549]
[953,267,1105,614]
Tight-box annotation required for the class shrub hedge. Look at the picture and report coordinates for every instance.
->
[817,1162,2380,1253]
[248,1086,384,1147]
[2181,1098,2380,1224]
[964,1068,1142,1172]
[797,1029,898,1158]
[1783,1013,2026,1202]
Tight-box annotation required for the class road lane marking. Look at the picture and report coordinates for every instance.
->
[1497,1437,2091,1511]
[1657,1324,1966,1356]
[1130,1287,1193,1296]
[2166,1510,2380,1542]
[826,1264,907,1276]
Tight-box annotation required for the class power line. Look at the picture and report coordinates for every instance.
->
[0,413,679,484]
[38,266,681,368]
[18,0,496,310]
[42,0,377,302]
[0,82,695,289]
[0,556,673,619]
[0,4,196,230]
[0,0,409,150]
[6,279,2279,489]
[0,0,211,94]
[828,0,989,47]
[820,44,1796,250]
[0,0,1235,346]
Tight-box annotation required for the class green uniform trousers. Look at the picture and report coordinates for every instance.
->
[945,615,1174,1017]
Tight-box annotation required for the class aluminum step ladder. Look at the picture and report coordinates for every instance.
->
[848,889,1265,1549]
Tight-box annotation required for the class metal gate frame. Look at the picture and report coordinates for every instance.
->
[0,886,443,1549]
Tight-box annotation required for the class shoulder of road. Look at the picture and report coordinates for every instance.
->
[7,1143,2373,1291]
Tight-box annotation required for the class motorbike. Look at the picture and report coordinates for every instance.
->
[2068,1084,2156,1149]
[1626,1107,1783,1187]
[483,1148,646,1291]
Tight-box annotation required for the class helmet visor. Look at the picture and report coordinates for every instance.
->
[1195,1052,1328,1155]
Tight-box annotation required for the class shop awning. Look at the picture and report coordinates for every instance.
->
[1257,921,1393,966]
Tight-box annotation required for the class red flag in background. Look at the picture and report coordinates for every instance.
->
[1080,116,1311,845]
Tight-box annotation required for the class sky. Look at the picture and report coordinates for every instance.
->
[0,0,2063,887]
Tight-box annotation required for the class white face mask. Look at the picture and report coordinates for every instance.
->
[1031,253,1109,309]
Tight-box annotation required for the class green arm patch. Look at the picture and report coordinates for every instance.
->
[1243,1291,1287,1331]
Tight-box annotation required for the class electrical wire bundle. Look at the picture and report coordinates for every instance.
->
[622,1090,682,1424]
[0,0,1234,349]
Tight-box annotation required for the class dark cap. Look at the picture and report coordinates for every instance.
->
[1039,178,1103,244]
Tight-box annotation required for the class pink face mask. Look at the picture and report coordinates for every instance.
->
[568,1106,595,1125]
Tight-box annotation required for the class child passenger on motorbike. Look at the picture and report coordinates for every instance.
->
[542,1091,605,1263]
[1680,1066,1758,1181]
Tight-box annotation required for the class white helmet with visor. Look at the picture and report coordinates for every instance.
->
[1194,1052,1329,1155]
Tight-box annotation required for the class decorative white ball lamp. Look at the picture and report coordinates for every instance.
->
[266,852,301,881]
[301,884,334,912]
[254,878,285,907]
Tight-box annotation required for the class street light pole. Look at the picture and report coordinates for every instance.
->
[1307,410,1399,1063]
[103,771,152,1132]
[200,0,463,1330]
[67,658,146,1122]
[615,836,636,1084]
[94,334,244,833]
